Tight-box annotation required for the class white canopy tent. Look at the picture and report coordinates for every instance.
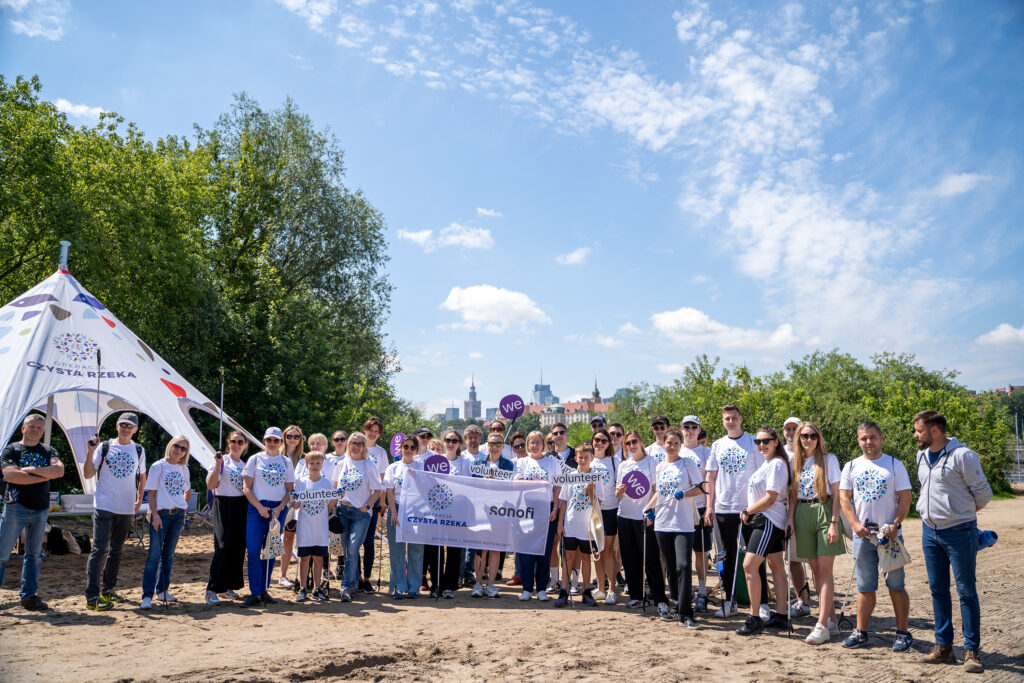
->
[0,251,258,493]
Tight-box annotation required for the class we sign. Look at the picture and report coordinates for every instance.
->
[499,394,525,420]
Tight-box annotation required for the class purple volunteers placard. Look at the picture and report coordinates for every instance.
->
[499,394,525,420]
[424,454,450,474]
[390,433,406,458]
[622,470,651,500]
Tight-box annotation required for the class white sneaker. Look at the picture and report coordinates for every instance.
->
[485,585,499,598]
[714,601,736,617]
[471,583,484,598]
[604,590,617,605]
[205,590,220,605]
[827,617,840,637]
[537,591,550,602]
[759,604,771,621]
[806,622,830,645]
[593,590,606,601]
[140,596,153,610]
[519,590,532,601]
[545,581,559,594]
[277,577,294,588]
[789,600,811,618]
[157,591,177,603]
[569,583,580,596]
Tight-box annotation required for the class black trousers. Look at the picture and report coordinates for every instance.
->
[618,516,667,604]
[359,505,380,579]
[422,544,462,592]
[207,496,248,593]
[716,513,768,604]
[657,531,694,618]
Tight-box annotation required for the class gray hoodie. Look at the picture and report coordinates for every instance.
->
[916,437,993,530]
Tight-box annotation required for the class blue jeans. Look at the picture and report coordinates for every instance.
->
[852,534,905,592]
[142,509,185,599]
[922,521,981,649]
[519,505,557,593]
[0,503,48,600]
[245,500,287,596]
[334,504,371,590]
[386,508,423,595]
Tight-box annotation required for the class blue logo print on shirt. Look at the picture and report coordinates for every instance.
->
[854,469,888,503]
[718,447,748,475]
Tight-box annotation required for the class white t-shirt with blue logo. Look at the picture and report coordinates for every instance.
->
[209,455,246,498]
[654,458,704,533]
[294,475,333,548]
[92,439,146,515]
[243,452,296,502]
[384,459,422,502]
[591,458,617,511]
[680,444,710,509]
[840,454,911,527]
[367,444,390,478]
[646,442,667,464]
[707,433,763,514]
[333,456,384,509]
[746,457,790,529]
[616,455,659,521]
[792,453,842,502]
[559,475,598,541]
[513,455,562,503]
[146,460,189,511]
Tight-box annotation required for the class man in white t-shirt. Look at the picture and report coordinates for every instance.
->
[704,403,763,616]
[839,420,912,652]
[359,416,389,594]
[646,416,669,462]
[680,415,711,609]
[82,413,147,610]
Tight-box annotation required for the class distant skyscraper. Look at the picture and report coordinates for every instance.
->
[485,407,498,421]
[444,407,459,422]
[464,373,482,420]
[532,368,559,405]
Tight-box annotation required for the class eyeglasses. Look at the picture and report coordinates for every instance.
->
[753,438,776,445]
[593,437,609,443]
[401,444,415,450]
[624,439,640,447]
[333,437,347,442]
[550,430,566,436]
[171,443,189,451]
[799,433,819,441]
[681,425,699,430]
[444,438,460,444]
[229,439,245,444]
[512,443,525,449]
[350,441,364,447]
[285,434,301,440]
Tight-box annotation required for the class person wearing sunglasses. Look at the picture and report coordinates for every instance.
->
[735,427,790,635]
[616,429,671,617]
[204,430,250,605]
[590,428,618,603]
[432,429,471,599]
[505,432,528,587]
[326,430,348,579]
[679,416,712,610]
[791,422,845,645]
[276,425,306,588]
[548,423,577,468]
[331,431,384,602]
[358,417,390,594]
[488,419,516,461]
[704,403,763,617]
[607,423,625,460]
[647,416,670,463]
[384,436,424,599]
[513,430,563,602]
[472,435,514,598]
[413,426,435,461]
[781,417,812,620]
[140,436,192,609]
[242,427,296,607]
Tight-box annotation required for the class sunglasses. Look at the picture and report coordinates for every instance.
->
[117,423,135,428]
[229,439,246,444]
[333,437,347,442]
[444,438,460,444]
[800,433,819,440]
[682,425,699,430]
[171,443,189,451]
[265,437,281,443]
[417,434,431,439]
[512,443,525,449]
[624,439,640,447]
[550,430,566,436]
[488,441,504,447]
[754,438,776,445]
[593,437,609,443]
[609,432,623,437]
[401,444,415,450]
[652,424,667,430]
[285,434,301,440]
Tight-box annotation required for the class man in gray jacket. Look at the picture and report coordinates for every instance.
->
[913,410,992,673]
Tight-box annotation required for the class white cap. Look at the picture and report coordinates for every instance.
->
[263,426,284,440]
[681,415,701,426]
[783,417,802,428]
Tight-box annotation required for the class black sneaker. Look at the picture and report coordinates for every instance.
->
[680,616,699,629]
[736,615,763,636]
[764,612,787,629]
[86,597,113,612]
[312,589,328,602]
[694,594,707,612]
[241,594,263,608]
[20,596,48,611]
[842,629,869,649]
[259,591,278,605]
[101,589,126,604]
[581,589,597,607]
[616,572,626,587]
[554,589,569,607]
[296,588,308,602]
[358,580,374,594]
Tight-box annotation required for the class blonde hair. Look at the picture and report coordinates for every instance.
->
[346,431,368,457]
[305,451,326,463]
[791,421,829,504]
[526,430,546,454]
[283,425,305,467]
[164,435,190,464]
[428,438,443,453]
[307,432,328,452]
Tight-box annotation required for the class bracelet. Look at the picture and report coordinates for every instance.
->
[830,520,838,524]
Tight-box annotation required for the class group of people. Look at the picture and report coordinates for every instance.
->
[0,406,994,672]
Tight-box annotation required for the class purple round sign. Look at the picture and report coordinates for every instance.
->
[499,393,525,420]
[389,433,406,458]
[622,471,651,500]
[424,454,450,474]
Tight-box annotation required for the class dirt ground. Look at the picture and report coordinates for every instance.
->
[1,496,1022,682]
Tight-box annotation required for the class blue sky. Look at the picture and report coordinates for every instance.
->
[3,0,1022,417]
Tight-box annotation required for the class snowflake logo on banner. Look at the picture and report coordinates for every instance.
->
[855,468,888,503]
[106,447,136,479]
[569,484,591,512]
[798,467,816,500]
[427,483,454,512]
[339,466,364,493]
[657,469,681,497]
[51,332,99,362]
[261,462,286,488]
[163,468,188,497]
[718,446,748,475]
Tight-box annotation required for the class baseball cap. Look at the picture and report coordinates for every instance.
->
[414,426,433,437]
[263,426,284,440]
[117,412,139,427]
[590,415,607,425]
[783,417,802,428]
[680,415,701,426]
[651,415,670,427]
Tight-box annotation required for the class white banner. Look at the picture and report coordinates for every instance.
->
[397,470,551,555]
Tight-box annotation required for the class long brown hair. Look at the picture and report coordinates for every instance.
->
[755,426,790,488]
[227,430,249,458]
[591,427,615,460]
[283,424,305,467]
[791,421,829,504]
[623,429,645,459]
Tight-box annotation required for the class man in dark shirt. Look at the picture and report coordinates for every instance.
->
[0,413,65,610]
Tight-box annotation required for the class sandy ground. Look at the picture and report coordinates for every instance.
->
[1,496,1022,682]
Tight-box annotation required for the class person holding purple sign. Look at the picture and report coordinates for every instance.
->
[384,436,424,599]
[616,429,670,617]
[513,430,562,602]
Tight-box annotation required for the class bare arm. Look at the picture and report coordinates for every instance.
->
[83,440,99,478]
[1,465,46,485]
[840,489,868,537]
[243,476,269,517]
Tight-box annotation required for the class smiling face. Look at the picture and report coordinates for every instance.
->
[550,427,567,450]
[664,433,682,458]
[857,426,884,458]
[527,434,545,457]
[722,409,742,435]
[754,431,777,458]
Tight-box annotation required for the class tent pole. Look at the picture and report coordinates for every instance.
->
[59,240,71,270]
[43,395,55,446]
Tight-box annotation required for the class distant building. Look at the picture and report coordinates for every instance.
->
[532,370,558,405]
[464,374,482,420]
[444,407,459,422]
[613,387,630,400]
[485,407,498,421]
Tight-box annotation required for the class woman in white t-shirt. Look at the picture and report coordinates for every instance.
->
[512,430,562,602]
[385,436,424,598]
[736,427,790,636]
[140,436,192,609]
[789,421,845,645]
[242,427,296,607]
[331,431,384,602]
[590,428,618,604]
[645,429,705,627]
[277,425,306,588]
[204,430,250,605]
[436,429,471,599]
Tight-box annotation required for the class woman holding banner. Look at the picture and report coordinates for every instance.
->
[513,430,562,602]
[434,430,472,599]
[385,436,424,599]
[204,430,249,605]
[616,430,671,617]
[277,425,306,588]
[591,428,618,603]
[472,434,514,598]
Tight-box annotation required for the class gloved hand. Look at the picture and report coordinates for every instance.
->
[644,509,655,522]
[673,489,685,500]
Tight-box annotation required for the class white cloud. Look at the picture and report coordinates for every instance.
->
[275,0,337,31]
[657,363,685,374]
[975,323,1024,346]
[618,322,642,335]
[931,173,990,198]
[3,0,68,40]
[651,306,798,350]
[397,223,493,252]
[594,335,621,348]
[555,246,590,265]
[468,351,484,359]
[441,284,550,332]
[477,207,502,217]
[54,98,104,121]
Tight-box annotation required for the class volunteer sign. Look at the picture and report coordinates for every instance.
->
[397,470,550,555]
